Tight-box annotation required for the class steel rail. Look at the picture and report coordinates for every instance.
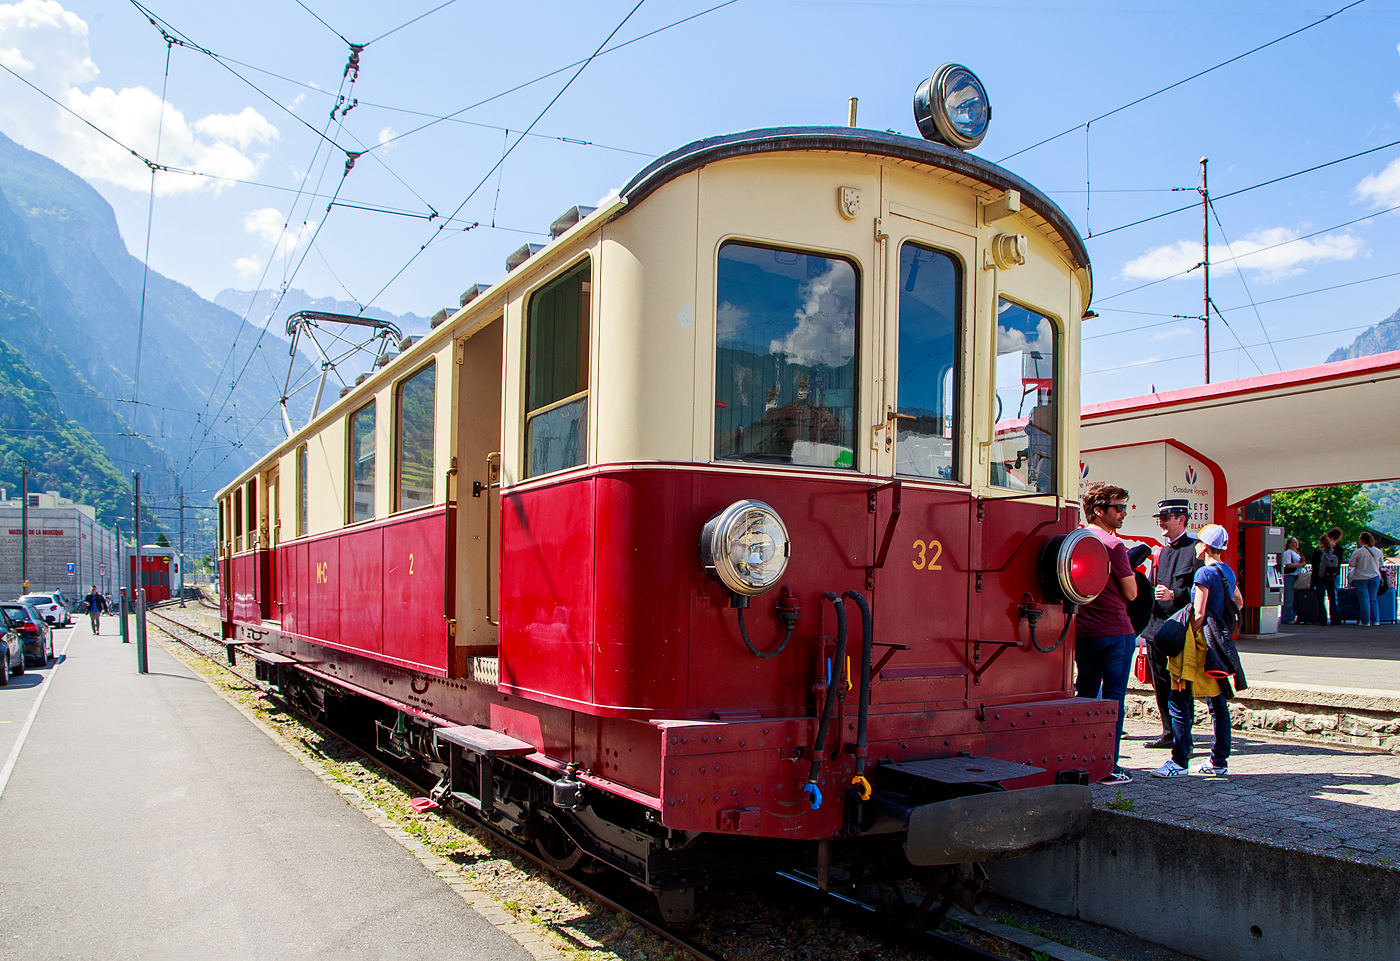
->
[144,609,1016,961]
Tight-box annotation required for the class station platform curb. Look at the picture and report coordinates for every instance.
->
[1126,678,1400,753]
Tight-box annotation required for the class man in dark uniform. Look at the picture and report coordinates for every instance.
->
[1140,499,1200,750]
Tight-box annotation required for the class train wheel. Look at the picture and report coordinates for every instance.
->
[534,818,584,871]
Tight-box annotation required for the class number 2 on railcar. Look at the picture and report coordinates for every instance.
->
[218,66,1117,924]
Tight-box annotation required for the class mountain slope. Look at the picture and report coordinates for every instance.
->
[0,333,141,529]
[0,131,311,513]
[1327,307,1400,363]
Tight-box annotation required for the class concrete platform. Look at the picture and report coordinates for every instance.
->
[0,616,533,960]
[1236,622,1400,693]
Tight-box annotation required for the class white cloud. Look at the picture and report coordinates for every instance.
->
[377,125,396,145]
[595,186,620,207]
[233,255,262,279]
[0,0,277,195]
[242,206,316,260]
[1357,156,1400,208]
[1121,228,1362,283]
[193,107,278,150]
[769,264,856,367]
[1151,326,1194,342]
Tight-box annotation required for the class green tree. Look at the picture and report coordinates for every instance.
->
[1272,485,1375,554]
[154,532,170,547]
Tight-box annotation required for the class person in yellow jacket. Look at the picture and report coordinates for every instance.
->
[1153,524,1244,778]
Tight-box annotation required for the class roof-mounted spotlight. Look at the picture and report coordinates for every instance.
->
[913,63,991,150]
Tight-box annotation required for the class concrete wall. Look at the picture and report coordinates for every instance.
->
[988,810,1400,961]
[0,506,120,598]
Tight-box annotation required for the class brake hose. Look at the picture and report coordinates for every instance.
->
[1025,603,1077,654]
[843,590,874,801]
[804,592,846,810]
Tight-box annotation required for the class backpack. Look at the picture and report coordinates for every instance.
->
[1203,564,1240,638]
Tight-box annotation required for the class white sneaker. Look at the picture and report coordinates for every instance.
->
[1195,762,1228,776]
[1151,760,1188,778]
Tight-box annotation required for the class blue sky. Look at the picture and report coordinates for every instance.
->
[1,0,1399,405]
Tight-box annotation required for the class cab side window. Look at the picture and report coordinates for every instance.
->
[714,242,859,469]
[989,300,1057,495]
[525,259,590,478]
[895,243,961,480]
[296,444,308,537]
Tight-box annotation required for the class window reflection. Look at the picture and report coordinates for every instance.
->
[896,243,960,480]
[350,401,376,523]
[989,300,1056,494]
[714,242,858,469]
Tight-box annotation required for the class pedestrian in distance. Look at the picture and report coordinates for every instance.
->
[1311,529,1342,626]
[1075,482,1139,784]
[83,585,108,634]
[1350,532,1384,627]
[1139,498,1200,751]
[1280,536,1303,625]
[1153,524,1247,778]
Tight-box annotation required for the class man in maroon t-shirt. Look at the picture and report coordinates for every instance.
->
[1076,482,1139,783]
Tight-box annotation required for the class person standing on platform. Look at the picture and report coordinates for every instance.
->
[1076,482,1139,784]
[1154,523,1245,778]
[1281,537,1303,625]
[1312,530,1342,626]
[83,585,108,634]
[1350,532,1384,627]
[1140,499,1199,751]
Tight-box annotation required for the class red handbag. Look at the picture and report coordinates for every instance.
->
[1134,639,1150,684]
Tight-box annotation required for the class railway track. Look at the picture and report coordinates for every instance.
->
[144,608,1019,961]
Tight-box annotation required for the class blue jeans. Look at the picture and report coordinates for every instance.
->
[1282,573,1297,623]
[1354,576,1381,625]
[1169,686,1231,768]
[1075,633,1133,771]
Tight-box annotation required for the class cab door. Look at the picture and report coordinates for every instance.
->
[866,169,977,704]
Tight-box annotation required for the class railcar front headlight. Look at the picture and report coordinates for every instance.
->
[700,500,791,597]
[913,63,991,150]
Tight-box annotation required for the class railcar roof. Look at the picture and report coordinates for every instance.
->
[619,126,1092,290]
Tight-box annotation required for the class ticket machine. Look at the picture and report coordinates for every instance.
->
[1242,525,1285,634]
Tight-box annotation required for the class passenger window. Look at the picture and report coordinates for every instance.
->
[234,489,244,552]
[349,401,376,523]
[396,362,436,511]
[219,500,226,553]
[247,478,258,548]
[896,243,961,480]
[714,242,858,469]
[990,300,1057,495]
[296,444,308,537]
[525,260,590,478]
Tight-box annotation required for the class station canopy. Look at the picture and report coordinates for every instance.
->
[1080,350,1400,508]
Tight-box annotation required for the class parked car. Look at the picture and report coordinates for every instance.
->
[20,593,70,628]
[0,608,27,684]
[1,601,52,667]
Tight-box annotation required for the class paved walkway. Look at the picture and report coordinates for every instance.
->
[1092,717,1400,867]
[1236,622,1400,693]
[0,616,532,960]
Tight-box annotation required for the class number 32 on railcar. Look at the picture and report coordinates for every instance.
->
[218,66,1117,923]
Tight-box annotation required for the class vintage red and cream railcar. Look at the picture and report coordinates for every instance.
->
[218,68,1117,921]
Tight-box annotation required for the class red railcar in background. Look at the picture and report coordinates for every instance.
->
[219,68,1116,922]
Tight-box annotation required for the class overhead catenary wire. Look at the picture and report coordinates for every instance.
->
[998,0,1368,164]
[366,0,739,154]
[1207,197,1283,372]
[359,0,653,313]
[1095,199,1400,304]
[1084,320,1398,377]
[132,36,174,417]
[1089,135,1400,240]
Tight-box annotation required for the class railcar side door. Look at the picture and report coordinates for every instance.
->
[867,169,977,705]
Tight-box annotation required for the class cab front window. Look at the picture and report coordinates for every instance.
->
[714,241,858,469]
